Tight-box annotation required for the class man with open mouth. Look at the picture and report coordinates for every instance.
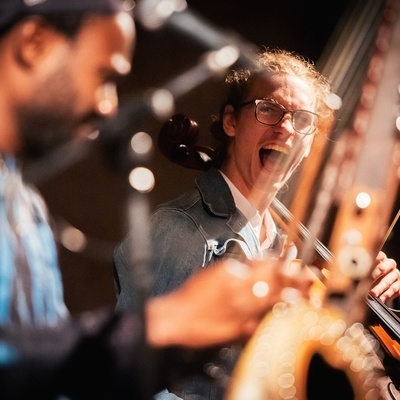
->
[114,48,400,400]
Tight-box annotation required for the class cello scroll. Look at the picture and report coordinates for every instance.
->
[158,113,215,171]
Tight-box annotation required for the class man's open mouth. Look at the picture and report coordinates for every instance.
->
[259,145,289,168]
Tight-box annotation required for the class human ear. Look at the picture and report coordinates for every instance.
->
[222,105,236,138]
[13,18,55,68]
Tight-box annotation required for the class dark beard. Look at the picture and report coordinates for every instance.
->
[15,59,79,162]
[17,107,75,162]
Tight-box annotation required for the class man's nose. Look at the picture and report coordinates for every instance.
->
[95,83,118,116]
[278,113,295,135]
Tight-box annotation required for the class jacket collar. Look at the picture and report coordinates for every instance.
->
[195,167,236,217]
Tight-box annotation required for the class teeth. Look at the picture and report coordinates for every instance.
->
[263,144,289,154]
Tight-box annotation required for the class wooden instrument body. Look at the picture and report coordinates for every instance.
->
[225,301,382,400]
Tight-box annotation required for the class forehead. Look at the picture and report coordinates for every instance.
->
[74,12,135,74]
[248,74,316,109]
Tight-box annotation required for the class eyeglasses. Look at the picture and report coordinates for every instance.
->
[237,98,320,135]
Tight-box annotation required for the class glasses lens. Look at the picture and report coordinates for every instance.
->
[255,100,318,134]
[256,101,283,125]
[293,111,317,134]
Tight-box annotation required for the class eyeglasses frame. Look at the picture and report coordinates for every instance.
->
[237,98,320,135]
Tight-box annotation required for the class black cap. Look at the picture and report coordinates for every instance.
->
[0,0,131,30]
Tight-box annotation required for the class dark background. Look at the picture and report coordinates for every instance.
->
[30,0,398,314]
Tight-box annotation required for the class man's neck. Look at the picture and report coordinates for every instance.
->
[219,169,277,214]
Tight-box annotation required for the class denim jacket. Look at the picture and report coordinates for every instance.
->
[113,167,288,399]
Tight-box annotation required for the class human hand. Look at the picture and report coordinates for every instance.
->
[369,251,400,303]
[145,257,313,348]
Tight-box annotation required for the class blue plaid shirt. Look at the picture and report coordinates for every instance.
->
[0,155,68,327]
